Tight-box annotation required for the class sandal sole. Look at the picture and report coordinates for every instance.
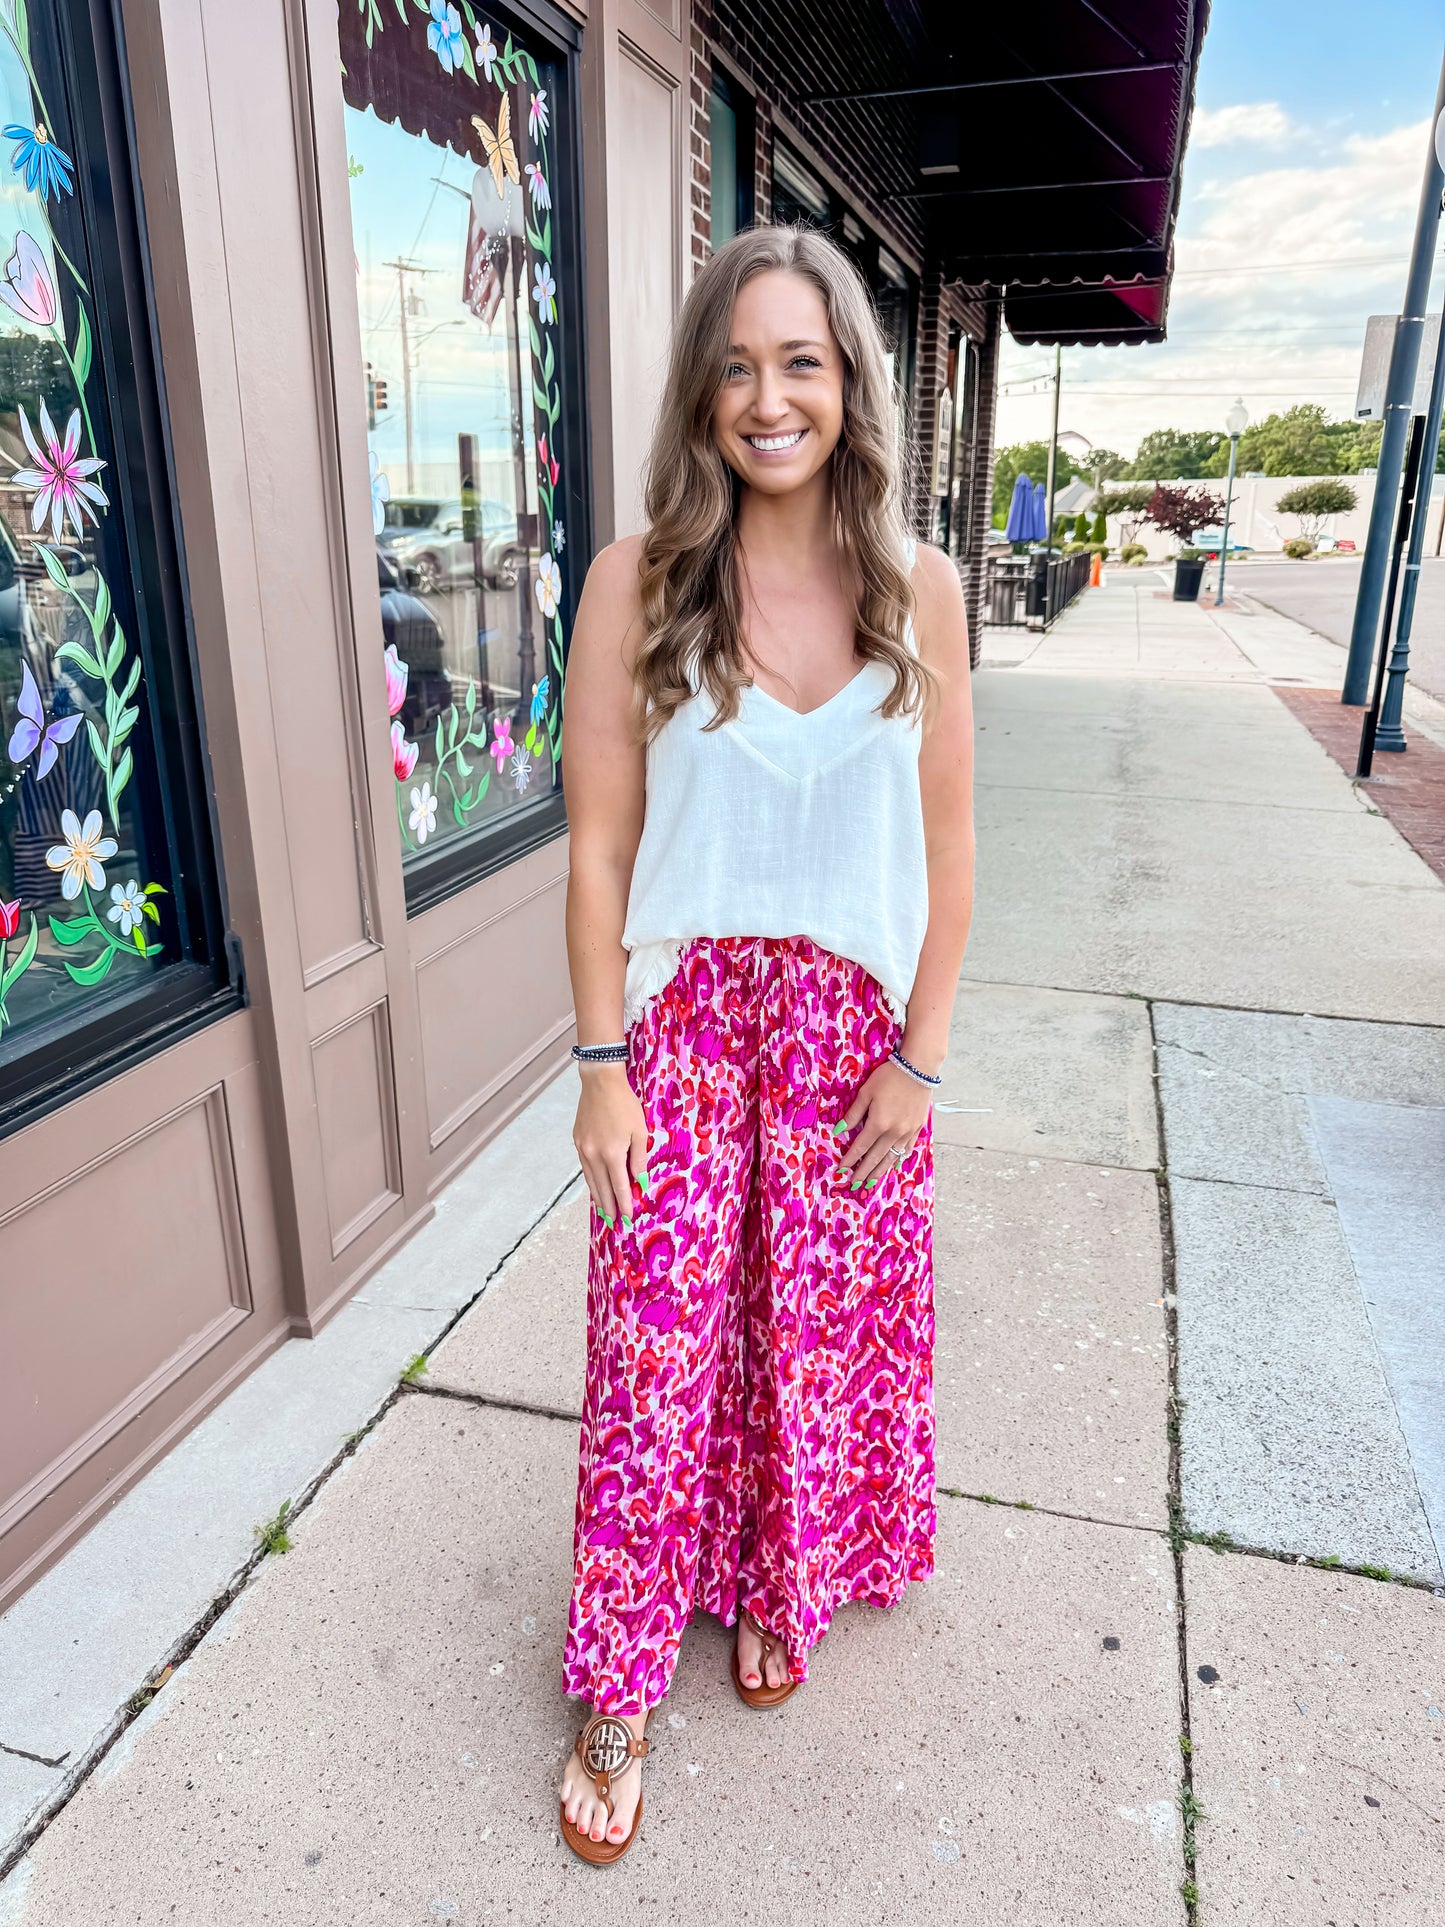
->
[560,1791,643,1865]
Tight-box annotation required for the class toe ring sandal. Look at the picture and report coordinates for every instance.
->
[730,1606,799,1708]
[561,1708,653,1865]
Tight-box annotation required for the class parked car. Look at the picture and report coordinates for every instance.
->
[377,547,452,736]
[378,496,521,594]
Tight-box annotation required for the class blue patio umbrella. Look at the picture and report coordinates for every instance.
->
[1030,480,1049,542]
[1004,471,1035,543]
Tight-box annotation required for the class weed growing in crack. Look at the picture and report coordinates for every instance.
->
[1178,1732,1193,1760]
[400,1353,430,1384]
[253,1498,294,1557]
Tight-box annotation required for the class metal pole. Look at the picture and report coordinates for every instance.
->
[1043,342,1062,628]
[1214,433,1239,607]
[1356,413,1426,777]
[1342,52,1445,703]
[1377,305,1445,750]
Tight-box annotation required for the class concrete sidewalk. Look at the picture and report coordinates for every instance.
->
[2,571,1442,1924]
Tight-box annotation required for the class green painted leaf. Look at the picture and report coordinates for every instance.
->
[458,37,477,82]
[524,723,538,754]
[464,678,477,716]
[105,627,123,679]
[36,545,69,592]
[543,334,554,382]
[85,717,107,769]
[55,640,103,678]
[141,900,160,924]
[113,705,139,743]
[64,946,116,987]
[132,922,148,955]
[539,213,551,259]
[455,750,471,777]
[110,744,133,809]
[13,0,29,59]
[94,570,112,637]
[523,51,540,87]
[528,315,543,363]
[119,660,141,706]
[73,302,92,389]
[143,881,167,896]
[48,913,93,947]
[532,378,550,418]
[1,914,37,993]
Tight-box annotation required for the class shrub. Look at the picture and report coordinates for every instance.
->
[1146,483,1225,544]
[1275,478,1357,544]
[1283,536,1315,559]
[1089,508,1108,544]
[1120,542,1148,563]
[1100,483,1154,546]
[1072,511,1091,542]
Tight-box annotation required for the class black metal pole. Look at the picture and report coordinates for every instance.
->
[1377,304,1445,750]
[1342,52,1445,703]
[1357,412,1426,778]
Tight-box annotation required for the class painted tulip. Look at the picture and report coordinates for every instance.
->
[383,643,408,719]
[0,229,56,327]
[0,898,20,939]
[390,719,418,782]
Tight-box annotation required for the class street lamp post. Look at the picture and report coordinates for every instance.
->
[1214,399,1248,607]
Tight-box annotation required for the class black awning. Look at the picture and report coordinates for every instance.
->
[812,0,1210,345]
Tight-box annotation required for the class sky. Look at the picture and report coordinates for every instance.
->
[993,0,1445,463]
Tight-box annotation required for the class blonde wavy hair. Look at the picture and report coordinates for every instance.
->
[632,224,938,742]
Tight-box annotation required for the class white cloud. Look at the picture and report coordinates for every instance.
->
[1191,101,1297,149]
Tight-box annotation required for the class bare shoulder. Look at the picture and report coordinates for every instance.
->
[574,533,648,670]
[908,539,968,669]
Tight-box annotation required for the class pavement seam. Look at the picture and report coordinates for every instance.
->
[1148,999,1201,1923]
[0,1167,589,1884]
[962,972,1445,1032]
[973,778,1369,817]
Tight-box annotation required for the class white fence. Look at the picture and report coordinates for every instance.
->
[1102,472,1445,559]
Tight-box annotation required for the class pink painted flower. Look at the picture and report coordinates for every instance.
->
[383,642,408,718]
[0,230,55,326]
[0,898,19,940]
[490,712,514,771]
[390,718,418,782]
[537,432,559,487]
[529,89,549,139]
[11,400,108,541]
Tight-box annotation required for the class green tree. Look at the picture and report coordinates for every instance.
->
[1085,448,1128,484]
[1100,483,1154,545]
[1275,478,1358,542]
[1127,428,1226,479]
[1089,507,1107,543]
[1072,510,1090,541]
[1206,404,1337,477]
[992,440,1080,525]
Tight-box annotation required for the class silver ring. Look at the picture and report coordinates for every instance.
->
[889,1145,907,1161]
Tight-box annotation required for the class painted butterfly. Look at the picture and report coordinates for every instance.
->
[8,659,82,779]
[472,91,520,200]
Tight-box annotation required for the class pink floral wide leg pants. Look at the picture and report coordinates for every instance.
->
[562,934,936,1715]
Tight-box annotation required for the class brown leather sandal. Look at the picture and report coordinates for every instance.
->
[560,1708,653,1865]
[730,1606,799,1708]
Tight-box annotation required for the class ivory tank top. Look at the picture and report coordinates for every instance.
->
[620,539,927,1032]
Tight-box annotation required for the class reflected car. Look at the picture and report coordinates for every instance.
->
[379,496,521,595]
[377,547,452,736]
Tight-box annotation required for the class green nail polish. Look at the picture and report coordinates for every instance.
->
[602,1212,614,1229]
[638,1169,651,1193]
[622,1215,634,1232]
[832,1121,849,1136]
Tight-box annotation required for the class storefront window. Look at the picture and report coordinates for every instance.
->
[0,1,225,1104]
[338,0,585,902]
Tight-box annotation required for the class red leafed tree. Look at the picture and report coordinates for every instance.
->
[1145,483,1225,544]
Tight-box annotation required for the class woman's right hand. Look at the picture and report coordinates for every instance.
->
[573,1063,651,1227]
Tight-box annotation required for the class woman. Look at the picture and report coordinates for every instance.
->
[556,224,974,1863]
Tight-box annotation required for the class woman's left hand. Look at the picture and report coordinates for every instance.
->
[833,1056,937,1191]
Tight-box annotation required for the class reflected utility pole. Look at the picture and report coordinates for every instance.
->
[383,257,430,494]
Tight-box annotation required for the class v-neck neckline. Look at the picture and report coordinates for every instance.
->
[741,659,876,721]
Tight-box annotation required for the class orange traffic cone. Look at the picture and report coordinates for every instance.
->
[1089,551,1103,588]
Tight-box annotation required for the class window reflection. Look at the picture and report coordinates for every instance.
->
[341,6,570,868]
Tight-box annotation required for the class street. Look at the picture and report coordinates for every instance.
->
[4,572,1441,1924]
[1228,554,1445,707]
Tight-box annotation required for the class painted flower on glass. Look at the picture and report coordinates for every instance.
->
[0,229,56,326]
[426,0,465,72]
[8,660,82,778]
[535,551,562,620]
[408,780,438,844]
[475,22,498,80]
[524,161,550,208]
[0,898,19,940]
[45,808,117,900]
[4,123,74,201]
[529,675,550,727]
[383,643,409,718]
[391,719,418,783]
[106,878,145,938]
[531,259,556,325]
[11,401,109,541]
[529,89,550,139]
[536,432,559,488]
[370,449,390,536]
[490,712,514,772]
[510,746,532,794]
[553,519,565,553]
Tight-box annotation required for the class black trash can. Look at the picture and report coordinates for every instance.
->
[1172,556,1206,602]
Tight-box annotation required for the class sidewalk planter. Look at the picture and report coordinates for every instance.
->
[1173,557,1207,602]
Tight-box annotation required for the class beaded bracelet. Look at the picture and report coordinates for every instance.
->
[572,1040,628,1064]
[889,1044,943,1088]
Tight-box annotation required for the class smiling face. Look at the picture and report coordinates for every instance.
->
[712,269,846,497]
